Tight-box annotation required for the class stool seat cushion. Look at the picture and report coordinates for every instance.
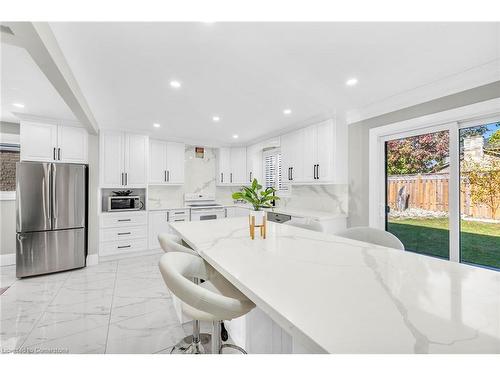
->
[159,252,255,321]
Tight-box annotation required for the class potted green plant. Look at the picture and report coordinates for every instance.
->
[232,178,279,226]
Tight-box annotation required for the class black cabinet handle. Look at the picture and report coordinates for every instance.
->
[230,173,233,183]
[290,167,293,181]
[125,173,128,186]
[117,245,131,249]
[167,170,170,182]
[117,232,131,235]
[164,170,166,182]
[117,219,131,222]
[53,147,57,160]
[317,164,319,179]
[58,148,61,160]
[249,172,252,182]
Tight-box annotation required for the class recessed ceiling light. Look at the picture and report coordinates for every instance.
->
[169,80,181,89]
[346,78,358,86]
[283,108,292,115]
[232,134,239,139]
[12,103,25,108]
[212,116,221,122]
[153,123,161,128]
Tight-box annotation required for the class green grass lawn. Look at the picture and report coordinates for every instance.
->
[387,218,500,269]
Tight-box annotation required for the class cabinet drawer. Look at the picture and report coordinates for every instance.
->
[100,212,147,228]
[100,226,147,242]
[100,238,148,256]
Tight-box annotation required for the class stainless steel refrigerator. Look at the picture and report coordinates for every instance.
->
[16,162,87,278]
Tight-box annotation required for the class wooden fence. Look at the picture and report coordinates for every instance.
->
[387,173,500,220]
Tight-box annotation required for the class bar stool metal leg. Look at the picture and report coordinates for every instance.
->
[170,277,211,354]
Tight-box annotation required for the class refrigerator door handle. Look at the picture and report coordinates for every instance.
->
[51,163,57,228]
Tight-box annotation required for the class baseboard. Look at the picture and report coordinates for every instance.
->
[0,253,16,266]
[86,253,99,266]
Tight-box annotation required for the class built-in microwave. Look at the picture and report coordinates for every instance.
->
[108,196,142,211]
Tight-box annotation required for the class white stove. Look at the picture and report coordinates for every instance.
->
[184,193,225,221]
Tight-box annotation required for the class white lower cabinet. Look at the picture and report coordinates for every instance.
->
[99,212,148,256]
[148,209,189,250]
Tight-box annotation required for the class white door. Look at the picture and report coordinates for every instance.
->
[302,125,317,182]
[57,126,88,163]
[217,147,231,185]
[20,121,58,162]
[124,133,148,187]
[230,147,247,184]
[100,130,124,187]
[166,142,185,184]
[149,140,167,184]
[148,211,170,249]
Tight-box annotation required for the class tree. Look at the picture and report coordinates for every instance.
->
[386,131,449,175]
[462,158,500,219]
[489,129,500,147]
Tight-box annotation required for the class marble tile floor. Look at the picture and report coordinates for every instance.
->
[0,253,205,354]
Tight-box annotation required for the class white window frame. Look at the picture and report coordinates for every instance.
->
[369,98,500,263]
[0,139,20,201]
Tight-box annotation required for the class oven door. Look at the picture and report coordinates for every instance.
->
[190,208,225,221]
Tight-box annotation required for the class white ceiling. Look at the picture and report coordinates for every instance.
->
[3,23,499,144]
[0,43,76,124]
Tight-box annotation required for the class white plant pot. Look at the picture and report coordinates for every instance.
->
[249,210,265,226]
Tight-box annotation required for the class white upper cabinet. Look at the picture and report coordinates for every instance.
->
[148,140,185,184]
[216,147,248,185]
[246,143,263,184]
[100,130,124,187]
[230,147,247,184]
[20,121,87,163]
[217,147,246,185]
[281,119,336,184]
[57,126,88,163]
[149,139,167,184]
[217,147,231,185]
[166,142,185,184]
[100,130,148,188]
[281,128,305,183]
[314,120,335,182]
[124,133,148,187]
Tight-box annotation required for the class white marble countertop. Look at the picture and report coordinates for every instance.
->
[170,217,500,353]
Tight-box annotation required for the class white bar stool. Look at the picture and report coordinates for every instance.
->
[337,226,405,250]
[157,233,211,352]
[159,252,255,354]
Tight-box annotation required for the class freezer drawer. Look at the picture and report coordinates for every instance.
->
[16,228,86,278]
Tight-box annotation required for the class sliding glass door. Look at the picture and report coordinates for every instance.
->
[382,120,500,270]
[459,122,500,269]
[385,130,450,259]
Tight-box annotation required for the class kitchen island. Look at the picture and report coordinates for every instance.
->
[170,217,500,354]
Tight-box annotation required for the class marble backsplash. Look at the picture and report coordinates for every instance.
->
[148,145,348,215]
